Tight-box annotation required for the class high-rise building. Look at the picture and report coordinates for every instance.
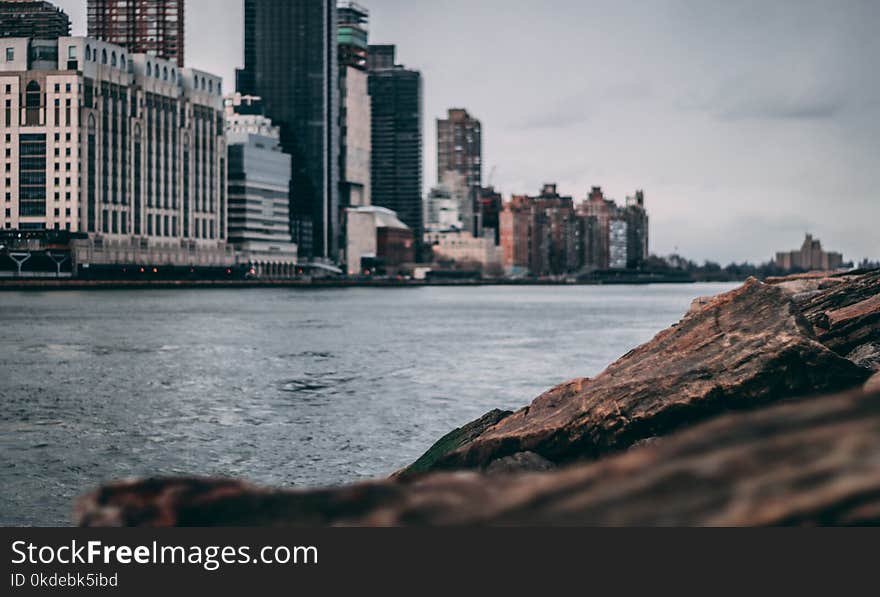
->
[368,44,423,257]
[337,1,371,267]
[437,108,481,235]
[579,186,616,270]
[87,0,185,66]
[0,1,70,40]
[478,185,503,245]
[624,190,649,269]
[224,93,298,277]
[499,185,579,277]
[500,184,650,276]
[0,36,230,270]
[237,0,339,262]
[437,108,481,188]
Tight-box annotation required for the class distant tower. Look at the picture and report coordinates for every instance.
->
[437,108,482,189]
[236,0,340,262]
[87,0,185,66]
[0,1,71,39]
[337,2,371,210]
[368,44,423,257]
[437,108,482,235]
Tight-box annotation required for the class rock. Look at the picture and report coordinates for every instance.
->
[866,373,880,393]
[847,342,880,371]
[764,271,847,284]
[75,387,880,526]
[391,409,512,479]
[770,277,845,296]
[687,296,714,315]
[798,270,880,321]
[813,294,880,356]
[402,278,870,473]
[485,452,555,475]
[793,270,880,357]
[629,437,663,450]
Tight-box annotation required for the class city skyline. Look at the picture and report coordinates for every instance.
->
[40,0,880,264]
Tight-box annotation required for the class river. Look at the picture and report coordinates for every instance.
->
[0,283,737,525]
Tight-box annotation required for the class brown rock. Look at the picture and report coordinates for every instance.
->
[75,388,880,526]
[485,452,556,475]
[769,277,845,296]
[866,373,880,393]
[798,270,880,322]
[848,342,880,371]
[764,271,848,284]
[792,270,880,357]
[408,278,870,472]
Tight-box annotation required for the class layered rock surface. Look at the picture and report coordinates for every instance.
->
[76,387,880,526]
[398,277,871,475]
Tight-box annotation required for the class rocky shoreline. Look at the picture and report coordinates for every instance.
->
[75,269,880,526]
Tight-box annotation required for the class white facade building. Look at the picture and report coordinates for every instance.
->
[224,93,298,277]
[0,36,231,268]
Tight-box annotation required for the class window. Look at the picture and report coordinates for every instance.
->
[25,80,41,126]
[68,46,77,60]
[102,49,107,64]
[5,48,13,62]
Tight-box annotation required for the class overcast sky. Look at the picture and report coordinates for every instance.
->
[55,0,879,264]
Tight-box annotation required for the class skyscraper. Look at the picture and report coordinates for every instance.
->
[237,0,339,262]
[437,108,481,189]
[0,1,71,40]
[368,44,423,257]
[337,3,371,207]
[87,0,185,66]
[437,108,481,236]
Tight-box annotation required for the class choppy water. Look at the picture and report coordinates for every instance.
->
[0,283,736,526]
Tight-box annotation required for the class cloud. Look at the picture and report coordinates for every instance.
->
[517,80,654,130]
[518,94,593,130]
[714,90,844,122]
[679,69,847,122]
